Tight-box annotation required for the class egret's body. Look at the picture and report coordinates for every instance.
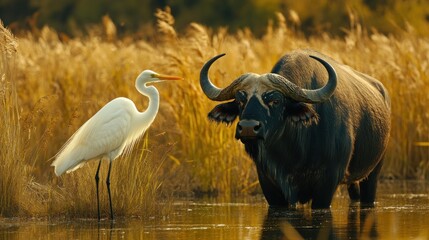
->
[51,70,182,221]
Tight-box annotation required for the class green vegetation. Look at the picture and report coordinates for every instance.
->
[0,8,428,217]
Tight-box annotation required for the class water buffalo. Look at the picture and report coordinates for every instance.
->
[199,50,391,208]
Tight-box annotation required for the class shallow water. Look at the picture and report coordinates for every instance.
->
[1,180,429,239]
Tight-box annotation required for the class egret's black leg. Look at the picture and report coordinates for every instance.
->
[106,161,114,220]
[95,159,102,221]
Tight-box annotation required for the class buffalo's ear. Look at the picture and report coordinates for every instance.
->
[286,102,319,127]
[208,100,239,124]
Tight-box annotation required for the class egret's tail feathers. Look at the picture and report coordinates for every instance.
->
[51,150,86,176]
[51,161,85,176]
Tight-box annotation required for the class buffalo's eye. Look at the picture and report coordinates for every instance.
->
[263,91,282,108]
[268,99,280,107]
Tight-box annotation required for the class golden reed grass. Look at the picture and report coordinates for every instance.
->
[0,10,428,217]
[0,21,26,217]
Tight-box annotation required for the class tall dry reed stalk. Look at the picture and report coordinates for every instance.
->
[0,22,26,216]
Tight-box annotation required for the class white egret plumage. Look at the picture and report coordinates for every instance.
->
[51,70,182,221]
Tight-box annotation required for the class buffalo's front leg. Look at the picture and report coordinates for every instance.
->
[256,169,288,206]
[311,171,341,209]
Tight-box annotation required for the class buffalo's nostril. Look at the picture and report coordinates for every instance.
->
[254,124,261,132]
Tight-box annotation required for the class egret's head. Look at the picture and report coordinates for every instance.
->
[138,70,183,84]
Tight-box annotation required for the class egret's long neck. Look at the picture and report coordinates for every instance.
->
[136,80,160,126]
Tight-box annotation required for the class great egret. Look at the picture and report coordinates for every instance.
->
[51,70,182,221]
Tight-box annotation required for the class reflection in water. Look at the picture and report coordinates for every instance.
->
[1,181,429,239]
[260,207,335,240]
[97,221,114,240]
[347,205,378,239]
[260,205,378,240]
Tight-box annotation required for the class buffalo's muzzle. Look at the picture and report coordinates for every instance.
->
[236,119,264,140]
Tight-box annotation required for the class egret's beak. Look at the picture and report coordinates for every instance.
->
[155,73,183,81]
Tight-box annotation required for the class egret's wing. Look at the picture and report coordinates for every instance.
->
[52,98,134,176]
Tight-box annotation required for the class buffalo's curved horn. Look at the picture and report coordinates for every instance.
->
[267,55,337,103]
[305,55,338,103]
[200,53,246,101]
